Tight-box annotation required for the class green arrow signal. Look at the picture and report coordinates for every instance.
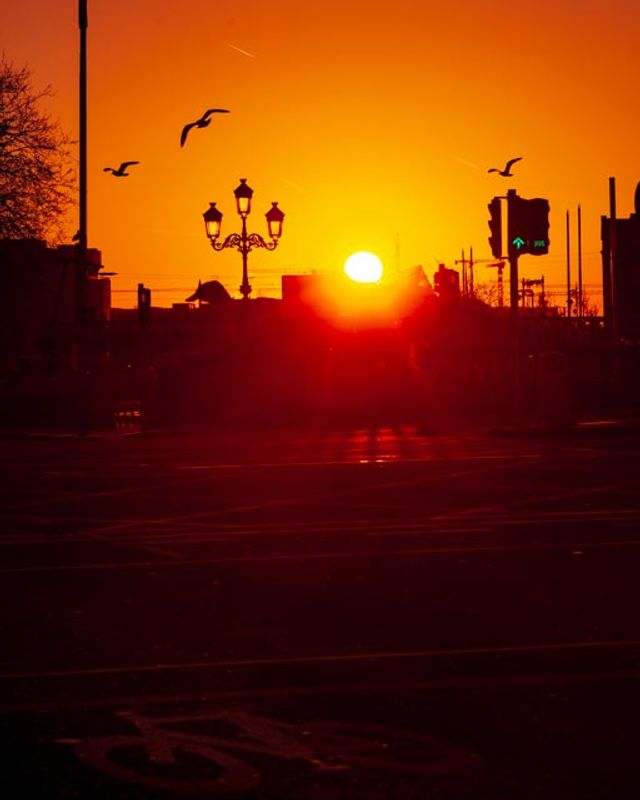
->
[512,236,525,250]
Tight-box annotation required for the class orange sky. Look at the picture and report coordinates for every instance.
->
[2,0,639,308]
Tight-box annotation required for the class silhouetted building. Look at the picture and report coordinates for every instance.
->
[601,181,640,339]
[433,263,460,304]
[0,239,110,366]
[137,283,152,323]
[185,279,232,305]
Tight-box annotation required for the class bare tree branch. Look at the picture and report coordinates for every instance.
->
[0,57,75,243]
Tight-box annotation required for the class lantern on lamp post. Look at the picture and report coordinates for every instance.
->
[203,179,285,300]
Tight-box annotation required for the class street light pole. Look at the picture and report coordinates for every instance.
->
[203,179,285,300]
[76,0,89,323]
[240,213,250,300]
[78,0,88,254]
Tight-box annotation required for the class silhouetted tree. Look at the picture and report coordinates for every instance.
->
[473,281,501,307]
[576,288,600,317]
[0,58,74,242]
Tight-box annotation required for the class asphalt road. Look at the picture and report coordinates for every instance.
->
[1,424,639,798]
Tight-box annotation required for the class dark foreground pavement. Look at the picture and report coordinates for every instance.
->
[0,424,639,798]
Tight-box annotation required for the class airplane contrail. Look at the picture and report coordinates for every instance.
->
[454,155,482,170]
[282,178,305,193]
[225,42,256,58]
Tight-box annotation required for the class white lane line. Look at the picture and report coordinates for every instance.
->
[0,524,633,548]
[71,460,529,539]
[431,477,640,522]
[0,639,638,682]
[131,545,184,559]
[173,453,526,470]
[1,507,638,545]
[374,528,493,536]
[1,537,639,573]
[0,468,249,514]
[5,669,639,714]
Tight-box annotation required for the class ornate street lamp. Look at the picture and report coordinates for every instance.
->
[203,179,285,300]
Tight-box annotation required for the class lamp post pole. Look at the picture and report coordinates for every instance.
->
[239,213,251,300]
[203,179,285,300]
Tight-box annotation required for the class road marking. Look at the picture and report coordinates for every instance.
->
[60,708,480,793]
[4,668,639,714]
[132,545,184,559]
[0,467,250,514]
[1,507,637,546]
[431,477,640,523]
[0,639,638,682]
[64,459,540,540]
[1,537,639,573]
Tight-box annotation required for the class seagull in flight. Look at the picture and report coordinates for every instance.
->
[488,157,522,177]
[103,161,140,177]
[180,109,230,147]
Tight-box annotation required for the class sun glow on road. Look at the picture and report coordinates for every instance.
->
[344,251,384,283]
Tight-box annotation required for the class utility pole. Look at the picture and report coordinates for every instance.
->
[459,255,505,305]
[521,277,544,310]
[608,177,618,339]
[455,248,475,298]
[486,260,505,307]
[577,204,583,317]
[456,249,468,297]
[566,209,572,318]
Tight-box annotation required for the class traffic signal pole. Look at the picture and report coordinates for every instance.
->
[507,190,519,314]
[486,189,550,420]
[509,252,519,314]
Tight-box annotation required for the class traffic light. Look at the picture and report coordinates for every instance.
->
[434,263,460,303]
[507,192,551,256]
[526,197,550,255]
[488,197,502,258]
[137,282,151,323]
[507,193,530,256]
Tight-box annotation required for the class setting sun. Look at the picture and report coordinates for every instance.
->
[344,252,384,284]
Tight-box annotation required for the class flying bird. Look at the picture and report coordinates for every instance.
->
[180,109,230,147]
[103,161,140,177]
[488,157,522,177]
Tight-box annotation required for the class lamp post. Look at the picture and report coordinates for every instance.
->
[203,179,285,300]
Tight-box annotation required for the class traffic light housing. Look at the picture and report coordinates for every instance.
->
[507,193,530,256]
[434,263,460,303]
[526,198,550,255]
[507,192,550,256]
[137,282,151,323]
[488,197,502,258]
